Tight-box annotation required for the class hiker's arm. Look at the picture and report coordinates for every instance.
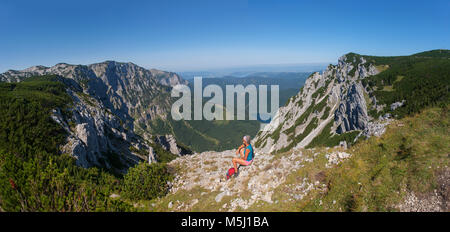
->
[236,144,244,154]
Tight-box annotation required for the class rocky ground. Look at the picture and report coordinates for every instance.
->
[396,168,449,212]
[162,147,352,212]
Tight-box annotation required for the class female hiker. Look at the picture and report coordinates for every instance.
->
[231,135,254,177]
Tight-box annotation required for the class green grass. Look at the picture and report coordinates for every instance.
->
[278,117,319,153]
[302,107,449,211]
[321,106,331,120]
[306,120,360,149]
[363,90,372,112]
[375,65,389,72]
[78,92,96,106]
[311,86,326,99]
[269,123,283,142]
[249,106,449,212]
[285,100,316,135]
[380,76,404,92]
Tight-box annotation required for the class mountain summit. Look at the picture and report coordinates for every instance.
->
[254,50,450,153]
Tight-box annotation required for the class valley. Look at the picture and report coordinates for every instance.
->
[0,50,448,212]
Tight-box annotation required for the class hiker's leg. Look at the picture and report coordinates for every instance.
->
[232,157,238,172]
[233,158,247,172]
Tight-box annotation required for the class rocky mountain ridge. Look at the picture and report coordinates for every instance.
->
[254,53,392,153]
[0,62,189,171]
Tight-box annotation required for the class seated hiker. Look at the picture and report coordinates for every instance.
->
[232,135,254,177]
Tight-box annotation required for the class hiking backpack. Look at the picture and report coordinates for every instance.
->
[226,167,236,180]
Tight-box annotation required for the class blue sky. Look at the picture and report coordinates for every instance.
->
[0,0,449,72]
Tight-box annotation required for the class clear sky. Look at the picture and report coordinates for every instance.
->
[0,0,449,72]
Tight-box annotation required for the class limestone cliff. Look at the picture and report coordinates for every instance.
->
[254,53,389,153]
[0,61,188,171]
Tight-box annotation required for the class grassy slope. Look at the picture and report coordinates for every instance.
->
[252,107,449,211]
[141,106,449,212]
[362,49,450,118]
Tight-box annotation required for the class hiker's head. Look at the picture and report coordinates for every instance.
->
[243,135,251,145]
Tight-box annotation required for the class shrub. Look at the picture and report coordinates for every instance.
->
[122,162,173,201]
[0,76,136,211]
[364,54,450,118]
[0,152,133,212]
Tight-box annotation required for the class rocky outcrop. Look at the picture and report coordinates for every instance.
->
[1,61,188,170]
[155,134,191,156]
[254,53,387,153]
[148,146,157,164]
[334,83,368,133]
[165,148,352,211]
[168,149,304,210]
[0,61,186,127]
[0,62,186,87]
[52,89,154,172]
[391,100,406,111]
[396,168,449,212]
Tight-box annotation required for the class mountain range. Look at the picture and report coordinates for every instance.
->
[0,49,448,212]
[157,49,449,212]
[0,61,189,173]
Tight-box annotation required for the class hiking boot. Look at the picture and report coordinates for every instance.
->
[233,171,239,178]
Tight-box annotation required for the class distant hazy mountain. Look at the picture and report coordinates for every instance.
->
[187,72,310,108]
[191,72,309,90]
[179,63,328,79]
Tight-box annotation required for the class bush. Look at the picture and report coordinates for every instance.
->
[0,76,136,211]
[0,152,133,212]
[122,162,173,201]
[0,77,71,157]
[364,53,450,118]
